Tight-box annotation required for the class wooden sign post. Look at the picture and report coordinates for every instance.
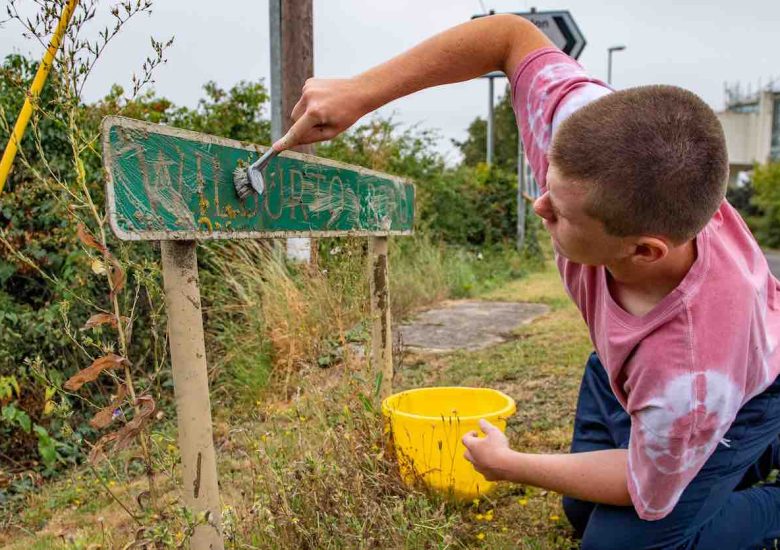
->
[102,116,414,549]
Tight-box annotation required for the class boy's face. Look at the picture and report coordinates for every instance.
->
[534,164,628,265]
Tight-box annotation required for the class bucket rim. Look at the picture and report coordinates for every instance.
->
[381,386,516,422]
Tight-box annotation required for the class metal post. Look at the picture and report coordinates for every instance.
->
[269,0,282,143]
[487,76,495,165]
[517,130,526,252]
[369,236,393,399]
[160,241,223,550]
[276,0,314,263]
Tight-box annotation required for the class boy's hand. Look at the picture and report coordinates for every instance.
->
[272,77,369,151]
[462,419,513,481]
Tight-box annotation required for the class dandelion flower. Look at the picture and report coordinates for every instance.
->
[475,513,484,521]
[476,532,485,540]
[485,510,494,521]
[549,514,560,521]
[517,498,528,506]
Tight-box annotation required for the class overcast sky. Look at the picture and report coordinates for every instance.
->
[3,0,779,162]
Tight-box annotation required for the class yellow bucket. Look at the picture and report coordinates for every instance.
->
[382,386,516,500]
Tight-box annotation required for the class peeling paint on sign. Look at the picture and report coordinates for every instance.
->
[101,117,415,241]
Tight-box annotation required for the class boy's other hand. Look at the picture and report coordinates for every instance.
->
[272,77,369,152]
[462,419,513,481]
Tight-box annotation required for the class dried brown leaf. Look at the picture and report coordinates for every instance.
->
[77,224,126,298]
[88,396,156,465]
[88,431,118,465]
[81,313,130,331]
[76,223,106,254]
[109,260,126,297]
[113,395,156,452]
[64,353,130,391]
[82,313,117,330]
[89,384,128,429]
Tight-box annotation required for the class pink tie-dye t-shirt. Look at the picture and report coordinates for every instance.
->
[511,47,780,520]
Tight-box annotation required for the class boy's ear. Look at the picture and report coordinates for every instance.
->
[629,236,669,265]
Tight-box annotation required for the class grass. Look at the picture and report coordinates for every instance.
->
[0,245,593,549]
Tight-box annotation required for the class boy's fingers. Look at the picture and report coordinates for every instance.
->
[463,449,474,464]
[461,430,478,448]
[290,96,306,122]
[479,418,499,435]
[272,113,312,151]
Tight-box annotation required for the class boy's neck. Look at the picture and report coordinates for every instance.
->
[605,239,698,317]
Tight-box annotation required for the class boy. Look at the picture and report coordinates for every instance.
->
[272,14,780,549]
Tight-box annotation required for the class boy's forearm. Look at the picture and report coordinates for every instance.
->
[355,14,549,114]
[499,448,633,506]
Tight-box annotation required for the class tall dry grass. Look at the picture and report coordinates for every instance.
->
[201,236,533,404]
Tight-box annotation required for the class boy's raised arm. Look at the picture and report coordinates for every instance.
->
[273,14,552,150]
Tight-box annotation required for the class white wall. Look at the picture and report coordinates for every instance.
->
[717,91,775,169]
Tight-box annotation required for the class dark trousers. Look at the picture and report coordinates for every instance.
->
[564,353,780,550]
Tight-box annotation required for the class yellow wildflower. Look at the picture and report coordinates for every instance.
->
[476,532,485,540]
[517,498,528,506]
[549,514,560,521]
[501,526,508,532]
[43,400,55,416]
[485,510,494,521]
[475,513,484,521]
[472,498,480,507]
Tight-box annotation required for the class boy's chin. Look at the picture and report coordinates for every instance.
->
[551,238,566,258]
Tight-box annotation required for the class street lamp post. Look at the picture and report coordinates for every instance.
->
[607,45,626,85]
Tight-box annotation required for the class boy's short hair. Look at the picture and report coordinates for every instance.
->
[549,85,729,244]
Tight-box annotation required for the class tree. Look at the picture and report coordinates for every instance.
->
[750,162,780,248]
[453,84,519,173]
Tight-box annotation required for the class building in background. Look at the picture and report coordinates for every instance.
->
[717,81,780,186]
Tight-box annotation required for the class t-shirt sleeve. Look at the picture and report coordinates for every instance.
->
[626,369,744,520]
[510,47,611,192]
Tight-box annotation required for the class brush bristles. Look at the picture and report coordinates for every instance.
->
[233,167,254,200]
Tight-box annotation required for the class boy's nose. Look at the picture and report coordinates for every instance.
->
[533,192,553,220]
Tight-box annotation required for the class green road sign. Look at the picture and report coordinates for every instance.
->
[102,116,415,241]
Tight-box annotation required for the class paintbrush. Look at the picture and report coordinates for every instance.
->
[233,147,280,200]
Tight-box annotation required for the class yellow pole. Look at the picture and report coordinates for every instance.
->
[0,0,79,195]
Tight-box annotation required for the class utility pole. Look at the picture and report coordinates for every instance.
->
[487,75,495,165]
[517,130,526,252]
[270,0,315,263]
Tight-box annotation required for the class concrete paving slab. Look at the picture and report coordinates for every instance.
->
[397,300,550,353]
